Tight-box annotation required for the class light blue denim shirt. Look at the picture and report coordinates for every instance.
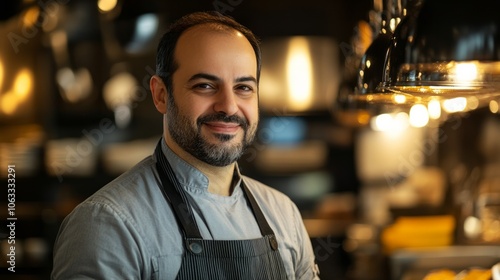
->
[52,140,320,279]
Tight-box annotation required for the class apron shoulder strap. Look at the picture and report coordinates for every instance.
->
[241,181,279,250]
[155,141,202,239]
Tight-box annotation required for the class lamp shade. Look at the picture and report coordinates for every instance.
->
[380,0,500,102]
[357,0,403,95]
[333,0,410,127]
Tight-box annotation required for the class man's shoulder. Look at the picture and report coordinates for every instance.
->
[83,155,157,207]
[60,154,164,234]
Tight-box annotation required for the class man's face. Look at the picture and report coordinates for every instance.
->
[166,25,259,166]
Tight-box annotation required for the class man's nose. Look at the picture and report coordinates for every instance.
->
[213,87,238,116]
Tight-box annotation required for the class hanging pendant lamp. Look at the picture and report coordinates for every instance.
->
[379,0,500,105]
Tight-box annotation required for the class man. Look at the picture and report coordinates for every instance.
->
[52,11,320,279]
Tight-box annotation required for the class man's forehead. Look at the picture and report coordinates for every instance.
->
[172,23,257,80]
[179,23,243,41]
[174,24,255,62]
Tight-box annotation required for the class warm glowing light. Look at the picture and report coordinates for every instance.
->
[366,60,371,69]
[98,0,118,12]
[427,99,441,119]
[286,37,313,111]
[1,92,17,115]
[56,67,93,103]
[50,31,67,51]
[22,6,40,27]
[103,71,138,109]
[464,216,482,239]
[0,60,4,91]
[443,97,467,113]
[467,96,479,110]
[390,18,397,32]
[394,112,410,131]
[371,112,409,132]
[357,113,371,125]
[393,94,406,104]
[409,104,429,127]
[0,69,34,116]
[13,69,33,101]
[372,114,392,131]
[489,100,499,113]
[454,62,478,81]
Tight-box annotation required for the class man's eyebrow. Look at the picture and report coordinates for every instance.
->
[235,76,257,84]
[188,73,220,82]
[188,73,257,84]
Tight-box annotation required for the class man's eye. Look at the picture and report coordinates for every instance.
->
[194,83,213,89]
[236,85,254,92]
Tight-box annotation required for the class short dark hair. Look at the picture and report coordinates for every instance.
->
[156,11,261,95]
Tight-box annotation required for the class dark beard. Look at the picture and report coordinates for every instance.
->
[166,95,256,166]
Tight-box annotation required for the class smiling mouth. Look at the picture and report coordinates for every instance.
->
[204,122,241,134]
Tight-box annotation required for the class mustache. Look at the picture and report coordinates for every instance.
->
[197,113,249,129]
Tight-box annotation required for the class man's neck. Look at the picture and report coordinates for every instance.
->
[164,135,236,196]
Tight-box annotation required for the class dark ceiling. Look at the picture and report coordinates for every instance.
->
[168,0,372,45]
[1,0,373,46]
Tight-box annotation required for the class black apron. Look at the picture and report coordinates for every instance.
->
[154,141,288,280]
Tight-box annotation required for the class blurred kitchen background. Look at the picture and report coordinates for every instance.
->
[1,0,500,279]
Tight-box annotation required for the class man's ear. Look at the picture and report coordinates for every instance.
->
[150,75,168,114]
